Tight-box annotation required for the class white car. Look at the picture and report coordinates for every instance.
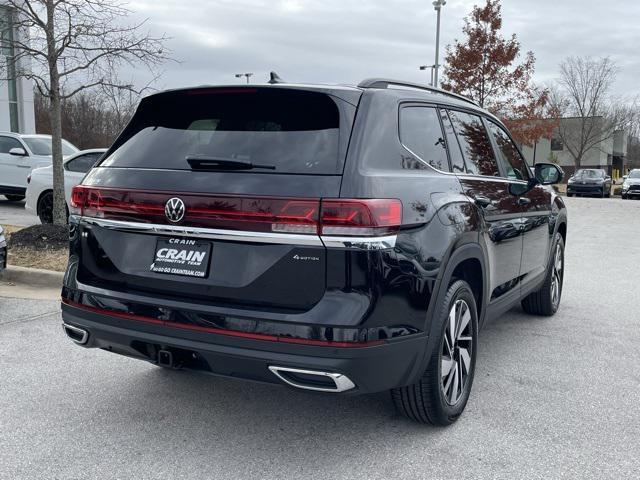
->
[621,169,640,199]
[0,132,79,202]
[25,149,107,223]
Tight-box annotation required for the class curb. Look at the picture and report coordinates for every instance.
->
[0,265,64,288]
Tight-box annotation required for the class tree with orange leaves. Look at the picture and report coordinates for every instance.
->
[441,0,557,147]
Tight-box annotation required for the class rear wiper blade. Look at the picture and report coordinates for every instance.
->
[186,156,276,171]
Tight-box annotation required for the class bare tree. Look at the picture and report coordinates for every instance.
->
[2,0,170,225]
[552,57,637,168]
[34,87,139,149]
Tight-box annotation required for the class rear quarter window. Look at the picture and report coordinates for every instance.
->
[100,89,347,175]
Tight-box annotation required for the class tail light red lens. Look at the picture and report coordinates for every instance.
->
[320,199,402,236]
[70,186,402,237]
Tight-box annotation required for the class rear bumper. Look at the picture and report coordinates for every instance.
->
[61,302,428,394]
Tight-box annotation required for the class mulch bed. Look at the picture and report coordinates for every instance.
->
[7,224,68,250]
[5,225,69,272]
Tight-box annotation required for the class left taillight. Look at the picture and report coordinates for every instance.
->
[70,185,87,215]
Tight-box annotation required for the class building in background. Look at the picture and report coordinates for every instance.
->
[0,2,35,133]
[521,117,628,180]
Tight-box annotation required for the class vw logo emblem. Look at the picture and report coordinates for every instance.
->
[165,197,186,223]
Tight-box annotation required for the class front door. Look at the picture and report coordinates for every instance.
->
[485,121,552,289]
[0,136,31,190]
[444,110,524,301]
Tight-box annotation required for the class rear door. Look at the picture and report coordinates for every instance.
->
[444,109,524,301]
[75,87,359,311]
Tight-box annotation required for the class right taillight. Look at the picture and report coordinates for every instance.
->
[320,199,402,236]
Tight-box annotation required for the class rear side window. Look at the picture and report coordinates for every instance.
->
[487,122,529,180]
[448,110,500,177]
[66,152,102,173]
[100,89,344,174]
[399,106,450,172]
[440,110,466,173]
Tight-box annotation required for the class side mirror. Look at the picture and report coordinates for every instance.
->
[9,147,27,157]
[623,175,628,181]
[534,162,564,185]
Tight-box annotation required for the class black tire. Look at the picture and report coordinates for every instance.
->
[4,194,25,202]
[392,279,478,426]
[37,191,54,224]
[566,192,573,197]
[521,233,565,316]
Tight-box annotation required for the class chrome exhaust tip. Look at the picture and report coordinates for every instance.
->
[62,323,89,345]
[268,366,355,393]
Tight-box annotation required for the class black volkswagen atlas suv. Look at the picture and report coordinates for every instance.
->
[61,79,567,425]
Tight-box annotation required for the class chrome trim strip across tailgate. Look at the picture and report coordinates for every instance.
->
[75,216,397,250]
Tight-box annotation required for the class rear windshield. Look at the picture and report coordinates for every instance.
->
[100,88,344,174]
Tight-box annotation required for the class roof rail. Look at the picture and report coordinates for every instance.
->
[357,78,479,107]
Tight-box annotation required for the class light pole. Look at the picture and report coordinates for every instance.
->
[234,73,254,84]
[419,64,436,86]
[432,0,446,88]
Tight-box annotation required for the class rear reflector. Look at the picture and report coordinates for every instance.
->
[70,186,401,237]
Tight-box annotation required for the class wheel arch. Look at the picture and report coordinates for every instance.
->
[403,242,488,388]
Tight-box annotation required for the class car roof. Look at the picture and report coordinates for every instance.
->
[64,148,108,162]
[141,79,490,116]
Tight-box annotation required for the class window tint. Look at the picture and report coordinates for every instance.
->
[66,152,102,173]
[399,106,449,171]
[22,137,78,156]
[440,109,466,173]
[575,169,604,179]
[100,89,344,174]
[448,110,500,177]
[487,122,529,180]
[0,136,23,154]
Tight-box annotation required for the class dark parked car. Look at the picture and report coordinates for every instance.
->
[60,79,567,425]
[566,168,612,197]
[0,225,6,271]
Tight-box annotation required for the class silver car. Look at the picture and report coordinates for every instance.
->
[0,132,79,202]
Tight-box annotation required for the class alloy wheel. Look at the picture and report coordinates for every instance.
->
[39,193,54,224]
[441,299,473,405]
[550,243,563,308]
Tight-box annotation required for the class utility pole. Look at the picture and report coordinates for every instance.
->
[432,0,446,88]
[419,65,436,86]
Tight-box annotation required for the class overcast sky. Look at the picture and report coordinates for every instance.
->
[127,0,640,98]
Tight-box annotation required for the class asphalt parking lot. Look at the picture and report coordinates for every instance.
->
[1,196,639,479]
[0,196,39,227]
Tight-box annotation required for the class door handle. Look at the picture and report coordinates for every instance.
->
[517,197,531,206]
[473,195,491,208]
